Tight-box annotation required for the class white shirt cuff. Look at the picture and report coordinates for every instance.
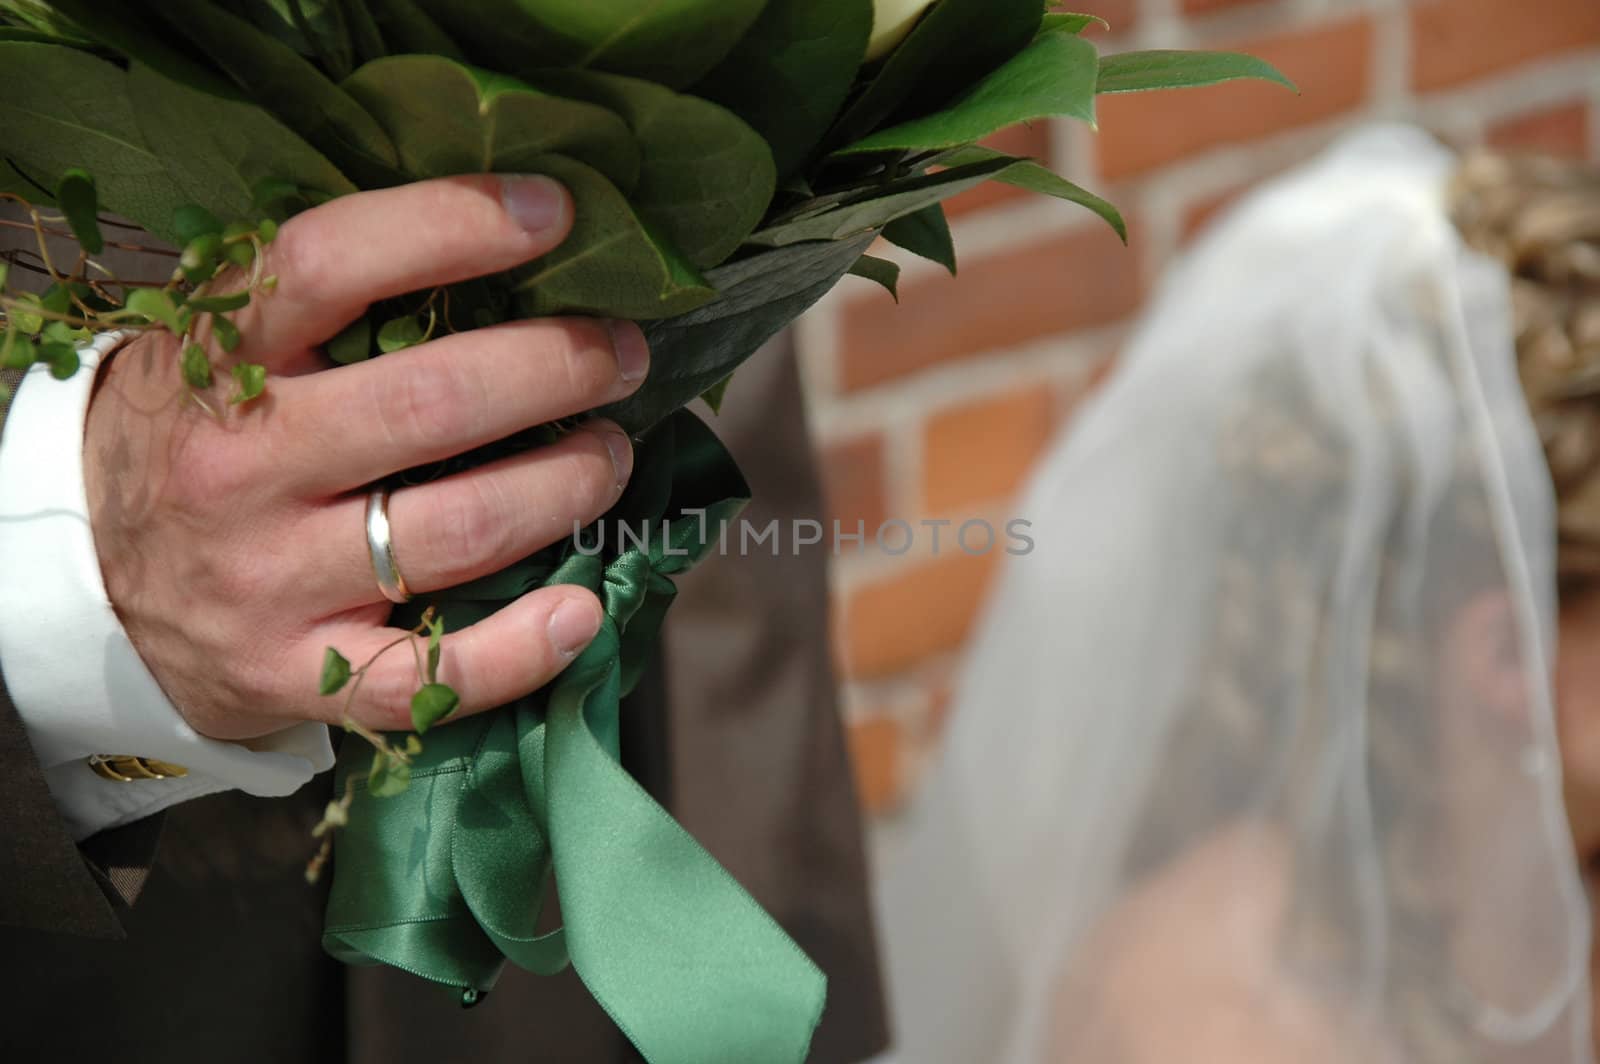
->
[0,332,333,840]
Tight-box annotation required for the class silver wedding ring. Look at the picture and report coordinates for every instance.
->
[365,488,413,604]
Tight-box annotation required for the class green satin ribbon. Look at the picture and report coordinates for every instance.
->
[323,411,826,1063]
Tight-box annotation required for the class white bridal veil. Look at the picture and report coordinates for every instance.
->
[875,127,1594,1063]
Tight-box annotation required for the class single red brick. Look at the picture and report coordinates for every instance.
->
[1182,0,1278,15]
[1412,0,1600,92]
[820,432,890,531]
[1487,100,1592,162]
[846,716,904,815]
[839,550,1001,679]
[922,386,1056,515]
[1095,16,1372,179]
[838,223,1142,392]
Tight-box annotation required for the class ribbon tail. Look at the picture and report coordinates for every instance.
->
[543,621,826,1064]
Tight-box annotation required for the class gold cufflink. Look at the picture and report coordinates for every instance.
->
[87,755,190,782]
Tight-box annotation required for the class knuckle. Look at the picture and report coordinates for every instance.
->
[427,478,512,564]
[375,360,483,448]
[167,434,254,509]
[218,557,283,608]
[358,663,419,730]
[551,320,621,401]
[269,213,339,297]
[537,432,626,534]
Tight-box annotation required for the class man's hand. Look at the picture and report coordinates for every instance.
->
[84,174,644,741]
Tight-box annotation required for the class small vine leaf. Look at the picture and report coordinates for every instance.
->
[40,283,75,316]
[367,752,411,797]
[403,735,423,756]
[257,218,279,242]
[42,342,78,380]
[252,176,305,216]
[0,262,10,291]
[125,288,182,333]
[181,344,212,389]
[0,331,38,370]
[319,647,352,695]
[187,291,251,313]
[377,315,425,353]
[212,315,241,353]
[40,320,84,345]
[229,362,266,405]
[180,232,224,283]
[54,168,103,254]
[225,240,256,268]
[410,682,459,734]
[172,204,223,246]
[426,615,443,684]
[327,316,372,363]
[8,294,44,336]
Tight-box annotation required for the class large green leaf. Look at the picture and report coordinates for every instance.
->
[600,234,874,434]
[151,0,402,185]
[825,0,1042,150]
[0,25,81,44]
[0,42,190,239]
[693,0,872,178]
[34,0,241,95]
[128,62,358,226]
[882,204,955,275]
[0,157,52,203]
[1096,50,1296,95]
[342,56,638,187]
[747,156,1014,247]
[228,0,356,78]
[531,70,774,268]
[338,0,389,67]
[1039,12,1106,35]
[412,0,767,88]
[511,155,715,321]
[937,145,1125,241]
[847,254,899,300]
[837,29,1098,154]
[361,0,462,57]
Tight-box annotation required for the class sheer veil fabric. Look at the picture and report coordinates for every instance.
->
[874,127,1594,1063]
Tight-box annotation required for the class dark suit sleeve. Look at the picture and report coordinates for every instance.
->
[664,338,890,1063]
[0,368,162,938]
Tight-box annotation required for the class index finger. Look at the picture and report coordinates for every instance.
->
[232,174,573,368]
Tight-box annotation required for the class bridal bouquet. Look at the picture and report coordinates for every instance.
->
[0,1,1288,1059]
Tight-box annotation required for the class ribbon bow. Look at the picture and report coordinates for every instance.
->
[323,411,825,1063]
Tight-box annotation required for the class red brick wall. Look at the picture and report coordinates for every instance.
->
[801,0,1600,817]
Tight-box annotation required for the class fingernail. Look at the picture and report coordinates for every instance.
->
[607,320,649,383]
[599,427,634,487]
[500,175,569,238]
[549,598,602,658]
